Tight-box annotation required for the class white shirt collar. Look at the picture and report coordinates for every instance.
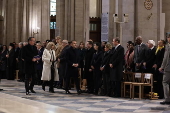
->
[115,44,120,49]
[150,46,154,50]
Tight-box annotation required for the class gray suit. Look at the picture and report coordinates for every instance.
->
[161,44,170,101]
[134,43,148,72]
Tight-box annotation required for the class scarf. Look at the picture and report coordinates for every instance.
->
[155,46,164,55]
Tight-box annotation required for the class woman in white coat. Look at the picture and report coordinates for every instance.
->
[41,42,59,93]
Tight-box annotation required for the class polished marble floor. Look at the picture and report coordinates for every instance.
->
[0,79,170,113]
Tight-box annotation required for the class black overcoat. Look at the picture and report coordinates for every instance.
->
[83,47,95,79]
[109,45,124,81]
[22,44,38,74]
[58,45,70,78]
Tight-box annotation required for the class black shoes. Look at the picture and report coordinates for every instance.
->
[65,90,71,94]
[26,92,31,95]
[49,88,55,93]
[42,85,45,91]
[160,101,170,105]
[77,90,82,95]
[30,89,36,93]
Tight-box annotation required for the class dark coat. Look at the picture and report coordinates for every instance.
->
[36,47,44,70]
[14,47,20,70]
[91,51,103,76]
[110,45,124,81]
[154,48,165,68]
[18,48,24,74]
[144,47,156,72]
[83,47,95,79]
[0,50,8,71]
[66,46,80,77]
[101,50,111,74]
[58,45,70,78]
[22,44,38,74]
[78,48,86,68]
[134,43,148,64]
[6,48,15,80]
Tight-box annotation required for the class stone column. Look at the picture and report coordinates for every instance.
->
[0,0,3,44]
[56,0,89,43]
[96,0,102,17]
[121,0,135,48]
[1,0,50,45]
[162,0,170,36]
[135,0,160,43]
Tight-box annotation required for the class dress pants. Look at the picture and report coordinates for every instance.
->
[86,71,94,93]
[25,74,36,92]
[162,72,170,102]
[103,73,111,95]
[110,81,121,97]
[65,76,80,91]
[49,67,54,90]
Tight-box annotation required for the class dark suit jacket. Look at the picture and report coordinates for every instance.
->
[0,50,8,71]
[7,48,15,67]
[84,47,95,78]
[22,44,38,74]
[109,45,124,81]
[36,47,44,70]
[154,47,165,68]
[101,50,111,74]
[58,45,70,78]
[144,47,156,70]
[134,43,148,64]
[91,51,103,78]
[66,46,79,77]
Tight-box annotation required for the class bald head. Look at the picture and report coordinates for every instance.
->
[135,36,142,45]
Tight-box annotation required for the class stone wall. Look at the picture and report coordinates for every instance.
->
[56,0,89,43]
[135,0,160,44]
[0,0,50,45]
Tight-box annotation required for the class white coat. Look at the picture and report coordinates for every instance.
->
[41,49,59,81]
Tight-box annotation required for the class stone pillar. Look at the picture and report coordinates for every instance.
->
[56,0,89,43]
[121,0,135,48]
[1,0,50,45]
[96,0,102,17]
[0,0,3,44]
[101,0,117,42]
[135,0,160,44]
[162,0,170,36]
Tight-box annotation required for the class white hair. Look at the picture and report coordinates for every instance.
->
[148,40,155,46]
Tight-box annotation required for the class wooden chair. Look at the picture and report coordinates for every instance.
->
[142,73,153,99]
[123,72,134,98]
[132,73,144,99]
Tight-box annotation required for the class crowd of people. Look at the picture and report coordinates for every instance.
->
[0,35,170,105]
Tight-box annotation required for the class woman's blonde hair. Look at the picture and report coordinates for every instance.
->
[105,43,112,49]
[46,42,56,50]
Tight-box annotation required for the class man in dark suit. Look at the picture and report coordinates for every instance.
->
[17,42,24,82]
[134,36,148,72]
[6,43,15,80]
[36,43,44,85]
[22,37,39,95]
[143,40,156,73]
[109,37,124,97]
[65,40,81,94]
[58,40,70,89]
[84,41,95,93]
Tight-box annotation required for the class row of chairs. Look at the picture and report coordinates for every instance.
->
[122,72,153,99]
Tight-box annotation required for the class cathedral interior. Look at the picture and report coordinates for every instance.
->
[0,0,170,113]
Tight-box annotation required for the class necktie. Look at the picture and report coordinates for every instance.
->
[137,45,140,53]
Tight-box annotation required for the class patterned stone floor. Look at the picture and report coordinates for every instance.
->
[0,79,170,113]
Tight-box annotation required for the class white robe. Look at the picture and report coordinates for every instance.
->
[41,49,59,81]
